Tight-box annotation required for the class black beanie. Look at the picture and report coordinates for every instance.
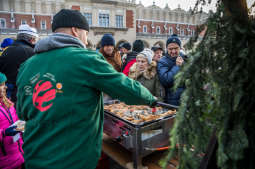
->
[101,34,115,47]
[166,34,181,47]
[121,42,131,51]
[132,40,144,53]
[52,9,89,32]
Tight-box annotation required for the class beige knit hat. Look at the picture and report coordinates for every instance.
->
[137,48,154,64]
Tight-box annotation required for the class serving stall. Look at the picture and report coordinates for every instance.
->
[102,100,179,169]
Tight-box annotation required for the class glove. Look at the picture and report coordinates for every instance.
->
[4,126,19,136]
[150,100,158,108]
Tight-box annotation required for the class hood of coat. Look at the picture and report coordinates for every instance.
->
[129,61,157,80]
[34,33,85,53]
[13,39,35,48]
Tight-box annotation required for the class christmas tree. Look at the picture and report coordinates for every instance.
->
[162,0,255,168]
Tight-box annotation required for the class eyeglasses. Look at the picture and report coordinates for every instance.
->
[167,47,180,51]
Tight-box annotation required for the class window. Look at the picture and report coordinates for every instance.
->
[99,14,109,27]
[41,20,46,30]
[0,18,6,28]
[169,27,173,35]
[115,15,123,28]
[191,29,195,36]
[84,13,92,26]
[181,29,185,36]
[156,26,161,34]
[143,25,147,33]
[21,19,27,25]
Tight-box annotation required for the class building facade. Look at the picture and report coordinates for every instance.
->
[0,0,208,49]
[136,2,208,49]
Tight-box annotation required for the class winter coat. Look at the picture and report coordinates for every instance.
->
[122,51,138,74]
[16,33,155,169]
[99,48,122,72]
[129,61,164,101]
[157,53,185,106]
[0,101,24,169]
[0,40,35,102]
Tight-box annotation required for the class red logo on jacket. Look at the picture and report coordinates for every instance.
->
[32,80,56,112]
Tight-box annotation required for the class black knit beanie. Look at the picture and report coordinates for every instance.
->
[101,34,115,47]
[52,9,89,32]
[166,34,181,47]
[132,40,144,53]
[121,42,131,51]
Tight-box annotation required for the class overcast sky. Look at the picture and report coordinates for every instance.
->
[139,0,254,12]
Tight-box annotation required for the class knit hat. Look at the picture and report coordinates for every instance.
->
[18,24,38,38]
[132,40,144,53]
[0,72,7,84]
[166,34,181,47]
[52,9,90,32]
[137,48,154,64]
[101,34,115,47]
[1,38,14,48]
[120,42,131,51]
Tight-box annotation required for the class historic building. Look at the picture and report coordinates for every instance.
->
[0,0,208,49]
[0,0,137,48]
[136,1,208,49]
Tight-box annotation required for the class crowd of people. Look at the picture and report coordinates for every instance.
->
[0,8,186,169]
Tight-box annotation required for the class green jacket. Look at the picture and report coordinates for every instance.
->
[16,33,155,169]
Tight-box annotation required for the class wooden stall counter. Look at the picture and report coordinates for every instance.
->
[102,133,178,169]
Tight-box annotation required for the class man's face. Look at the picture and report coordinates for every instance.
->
[167,43,180,58]
[78,29,88,46]
[153,49,163,62]
[103,45,114,56]
[120,47,128,54]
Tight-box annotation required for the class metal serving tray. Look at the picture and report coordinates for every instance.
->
[103,100,178,169]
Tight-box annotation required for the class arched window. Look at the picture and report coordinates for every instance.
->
[41,20,47,30]
[143,25,147,33]
[169,27,173,35]
[0,18,6,28]
[181,29,185,36]
[156,26,161,34]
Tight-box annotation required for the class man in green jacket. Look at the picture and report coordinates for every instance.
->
[16,9,156,169]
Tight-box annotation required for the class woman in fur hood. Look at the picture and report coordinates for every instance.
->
[129,48,164,101]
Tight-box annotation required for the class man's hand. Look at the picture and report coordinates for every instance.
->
[176,56,184,66]
[150,97,158,108]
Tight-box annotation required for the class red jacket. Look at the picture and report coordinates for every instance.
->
[123,59,136,76]
[0,101,24,169]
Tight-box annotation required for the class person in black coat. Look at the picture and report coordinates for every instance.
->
[157,35,185,106]
[0,24,38,102]
[122,39,145,75]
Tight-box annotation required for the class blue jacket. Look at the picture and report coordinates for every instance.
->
[157,53,185,105]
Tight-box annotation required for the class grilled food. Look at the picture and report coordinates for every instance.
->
[104,103,176,124]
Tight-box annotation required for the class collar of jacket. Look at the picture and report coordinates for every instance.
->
[129,61,157,80]
[13,39,34,48]
[127,51,138,59]
[165,52,178,61]
[34,33,85,54]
